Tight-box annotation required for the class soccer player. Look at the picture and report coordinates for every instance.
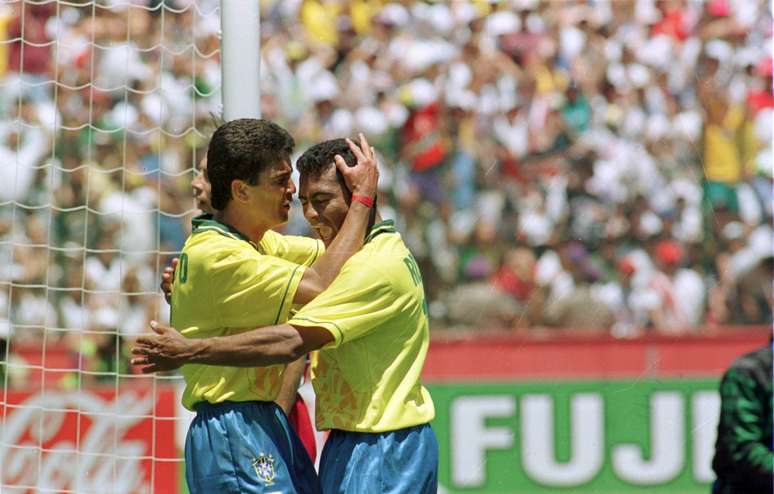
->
[165,120,378,494]
[163,151,319,461]
[133,138,438,494]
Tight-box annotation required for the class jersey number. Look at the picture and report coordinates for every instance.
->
[402,256,428,317]
[178,253,189,284]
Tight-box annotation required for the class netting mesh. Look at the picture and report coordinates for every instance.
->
[0,1,220,491]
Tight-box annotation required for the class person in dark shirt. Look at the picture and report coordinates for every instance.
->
[712,343,773,494]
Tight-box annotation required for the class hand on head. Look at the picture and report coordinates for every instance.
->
[336,133,379,200]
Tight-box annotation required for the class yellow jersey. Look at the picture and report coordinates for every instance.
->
[703,105,756,183]
[288,220,435,432]
[172,214,323,410]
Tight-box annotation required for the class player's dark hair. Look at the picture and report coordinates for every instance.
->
[207,118,295,211]
[297,138,377,228]
[296,138,356,179]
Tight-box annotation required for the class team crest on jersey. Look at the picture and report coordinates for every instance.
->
[252,453,276,485]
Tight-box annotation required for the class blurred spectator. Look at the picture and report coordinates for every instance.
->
[607,256,652,337]
[533,241,614,329]
[699,78,756,216]
[492,246,536,306]
[648,239,705,333]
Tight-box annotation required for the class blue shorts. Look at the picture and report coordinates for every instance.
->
[319,423,438,494]
[185,400,321,494]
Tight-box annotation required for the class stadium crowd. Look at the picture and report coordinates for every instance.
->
[0,0,771,385]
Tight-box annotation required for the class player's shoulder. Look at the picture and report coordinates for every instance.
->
[258,228,283,247]
[184,230,257,270]
[729,345,772,375]
[187,229,245,253]
[261,229,321,251]
[345,234,416,287]
[359,230,411,264]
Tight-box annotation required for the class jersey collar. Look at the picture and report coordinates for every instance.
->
[191,214,259,248]
[192,214,394,246]
[365,219,396,244]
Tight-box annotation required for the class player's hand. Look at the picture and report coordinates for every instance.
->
[131,321,196,373]
[160,258,178,305]
[337,132,379,199]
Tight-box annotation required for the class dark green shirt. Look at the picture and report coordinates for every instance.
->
[712,345,773,493]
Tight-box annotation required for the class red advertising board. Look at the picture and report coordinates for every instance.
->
[423,326,770,381]
[0,387,178,494]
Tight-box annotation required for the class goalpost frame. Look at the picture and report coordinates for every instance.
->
[220,0,261,120]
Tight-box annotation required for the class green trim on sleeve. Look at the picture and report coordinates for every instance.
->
[274,264,306,325]
[309,239,321,266]
[288,316,344,347]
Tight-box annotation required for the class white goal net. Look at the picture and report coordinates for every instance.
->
[0,1,220,492]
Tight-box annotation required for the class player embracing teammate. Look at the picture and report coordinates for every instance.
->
[133,119,438,494]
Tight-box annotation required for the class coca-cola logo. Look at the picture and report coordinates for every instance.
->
[1,388,178,494]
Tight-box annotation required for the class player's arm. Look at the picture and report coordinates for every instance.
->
[131,321,331,372]
[159,238,324,305]
[292,134,379,305]
[261,231,324,267]
[133,265,397,373]
[274,356,306,415]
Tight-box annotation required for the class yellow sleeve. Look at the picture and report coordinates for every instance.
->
[260,230,324,267]
[288,261,394,347]
[210,248,307,326]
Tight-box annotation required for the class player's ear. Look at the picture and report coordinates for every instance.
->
[231,179,250,203]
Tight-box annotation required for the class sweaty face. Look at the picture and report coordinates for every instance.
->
[299,165,350,247]
[192,155,213,214]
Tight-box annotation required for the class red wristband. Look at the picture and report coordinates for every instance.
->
[352,194,375,208]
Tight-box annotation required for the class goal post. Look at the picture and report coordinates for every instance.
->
[220,0,260,120]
